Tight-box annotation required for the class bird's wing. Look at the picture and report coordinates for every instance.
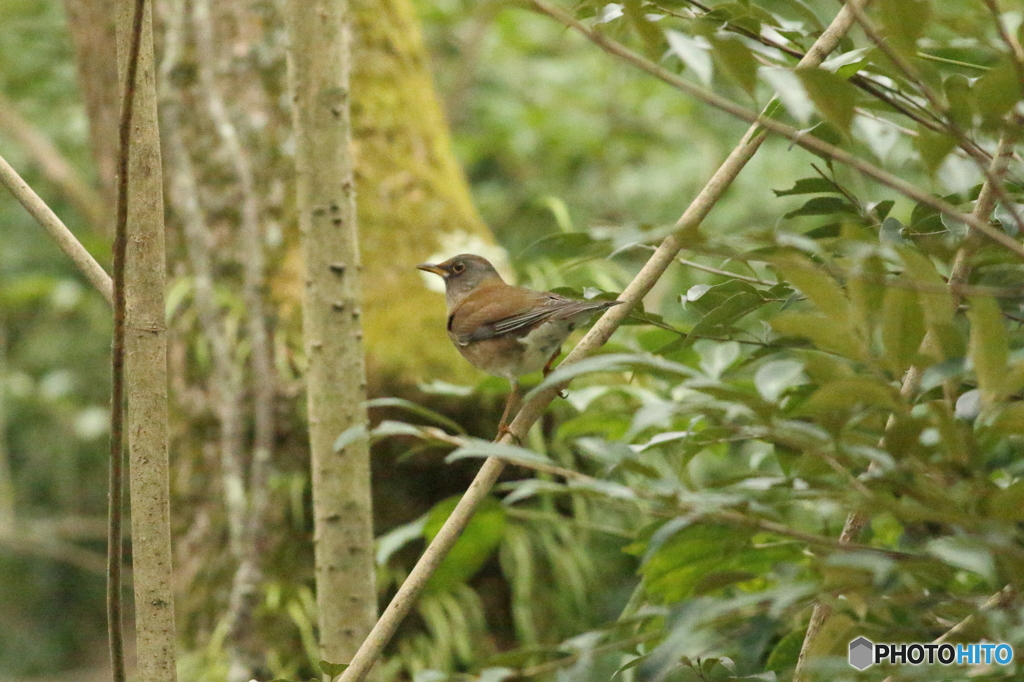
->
[451,288,619,345]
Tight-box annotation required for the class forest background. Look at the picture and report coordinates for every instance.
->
[1,0,1023,681]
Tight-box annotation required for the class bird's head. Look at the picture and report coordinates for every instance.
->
[417,254,505,307]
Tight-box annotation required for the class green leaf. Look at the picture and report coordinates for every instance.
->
[770,253,851,324]
[333,424,368,452]
[689,291,764,333]
[880,284,924,374]
[666,30,712,86]
[375,514,428,565]
[847,254,886,338]
[800,377,900,415]
[477,667,516,682]
[875,0,930,54]
[926,537,995,581]
[913,126,957,173]
[967,296,1008,404]
[710,36,758,96]
[640,521,800,602]
[765,627,806,673]
[692,569,757,595]
[773,177,841,197]
[446,438,558,470]
[944,74,973,128]
[871,200,895,221]
[898,246,954,332]
[987,480,1024,521]
[880,216,907,243]
[974,56,1022,127]
[771,311,864,359]
[422,494,507,592]
[365,397,466,434]
[625,0,664,59]
[754,358,809,402]
[783,196,858,218]
[796,67,858,133]
[318,660,350,677]
[684,279,762,314]
[527,352,696,399]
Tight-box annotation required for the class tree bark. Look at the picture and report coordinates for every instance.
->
[115,1,178,680]
[286,0,378,666]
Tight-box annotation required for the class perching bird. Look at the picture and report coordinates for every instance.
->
[417,254,621,435]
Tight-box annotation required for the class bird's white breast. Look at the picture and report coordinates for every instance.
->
[515,318,578,375]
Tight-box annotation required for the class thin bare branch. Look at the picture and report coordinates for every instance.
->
[949,132,1020,293]
[678,257,776,285]
[0,152,113,305]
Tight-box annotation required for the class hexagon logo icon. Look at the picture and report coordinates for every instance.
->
[849,637,874,670]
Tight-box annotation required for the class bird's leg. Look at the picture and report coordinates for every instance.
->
[496,379,521,443]
[543,347,569,399]
[542,347,562,377]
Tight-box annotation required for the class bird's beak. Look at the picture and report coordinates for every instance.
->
[417,263,446,277]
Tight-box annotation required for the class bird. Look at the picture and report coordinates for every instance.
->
[417,254,621,436]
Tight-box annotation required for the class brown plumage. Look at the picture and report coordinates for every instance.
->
[418,254,620,434]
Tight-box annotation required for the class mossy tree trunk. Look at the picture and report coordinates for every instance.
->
[351,0,500,387]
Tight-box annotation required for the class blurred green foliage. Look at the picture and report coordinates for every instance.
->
[0,0,110,676]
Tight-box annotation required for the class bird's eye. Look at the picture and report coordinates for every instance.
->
[452,262,465,274]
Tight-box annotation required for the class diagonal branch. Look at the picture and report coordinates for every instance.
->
[0,151,113,305]
[335,3,868,680]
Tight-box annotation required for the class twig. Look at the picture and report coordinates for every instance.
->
[108,1,147,681]
[531,0,1024,260]
[337,5,867,680]
[677,257,776,285]
[0,152,113,305]
[949,132,1019,294]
